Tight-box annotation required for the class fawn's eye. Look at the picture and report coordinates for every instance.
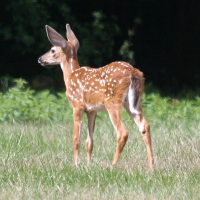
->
[51,49,55,54]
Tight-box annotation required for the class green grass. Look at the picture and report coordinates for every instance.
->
[0,115,199,199]
[0,79,200,199]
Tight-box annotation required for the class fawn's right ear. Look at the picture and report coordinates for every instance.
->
[45,25,69,51]
[66,24,79,52]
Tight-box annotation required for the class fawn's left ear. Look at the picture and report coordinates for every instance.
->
[45,25,69,51]
[66,24,79,52]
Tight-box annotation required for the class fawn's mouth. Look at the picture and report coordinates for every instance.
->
[39,62,47,66]
[38,58,57,68]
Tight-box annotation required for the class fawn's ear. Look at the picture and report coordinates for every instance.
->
[66,24,79,52]
[45,25,69,51]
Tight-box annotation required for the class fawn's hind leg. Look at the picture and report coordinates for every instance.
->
[124,100,154,171]
[106,103,129,166]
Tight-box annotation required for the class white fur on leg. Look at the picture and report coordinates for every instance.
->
[139,124,145,133]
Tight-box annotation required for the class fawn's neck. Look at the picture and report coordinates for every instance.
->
[61,49,80,87]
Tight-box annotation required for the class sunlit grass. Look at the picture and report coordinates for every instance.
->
[0,79,200,199]
[0,114,199,199]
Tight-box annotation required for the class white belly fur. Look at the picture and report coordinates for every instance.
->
[86,103,107,112]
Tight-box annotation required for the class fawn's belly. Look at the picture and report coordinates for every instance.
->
[85,103,107,112]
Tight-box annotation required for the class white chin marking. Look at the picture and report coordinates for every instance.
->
[139,124,145,133]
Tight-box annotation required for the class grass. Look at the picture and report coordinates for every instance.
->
[0,78,199,199]
[0,111,200,200]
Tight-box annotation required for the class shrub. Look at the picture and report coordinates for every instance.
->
[0,78,200,122]
[0,78,71,122]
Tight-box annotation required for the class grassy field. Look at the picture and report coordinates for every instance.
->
[0,114,199,199]
[0,80,200,199]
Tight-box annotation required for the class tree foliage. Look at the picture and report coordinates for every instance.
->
[0,0,123,82]
[1,0,200,93]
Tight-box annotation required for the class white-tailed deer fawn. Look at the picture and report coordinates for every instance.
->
[38,24,154,171]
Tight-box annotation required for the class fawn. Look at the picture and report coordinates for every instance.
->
[38,24,154,171]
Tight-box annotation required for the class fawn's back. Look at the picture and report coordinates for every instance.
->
[66,61,144,112]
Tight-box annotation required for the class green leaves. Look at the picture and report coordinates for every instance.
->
[0,79,70,122]
[78,11,120,67]
[142,91,200,122]
[1,78,200,122]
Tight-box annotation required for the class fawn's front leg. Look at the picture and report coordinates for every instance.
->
[73,108,83,166]
[85,111,97,165]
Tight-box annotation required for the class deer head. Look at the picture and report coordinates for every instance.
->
[38,24,79,68]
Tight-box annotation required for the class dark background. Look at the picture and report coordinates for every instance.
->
[1,0,200,94]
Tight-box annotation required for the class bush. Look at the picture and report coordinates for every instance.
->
[0,78,200,122]
[0,78,71,122]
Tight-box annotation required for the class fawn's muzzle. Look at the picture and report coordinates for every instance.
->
[38,57,47,66]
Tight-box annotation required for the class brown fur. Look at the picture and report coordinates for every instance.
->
[38,25,154,171]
